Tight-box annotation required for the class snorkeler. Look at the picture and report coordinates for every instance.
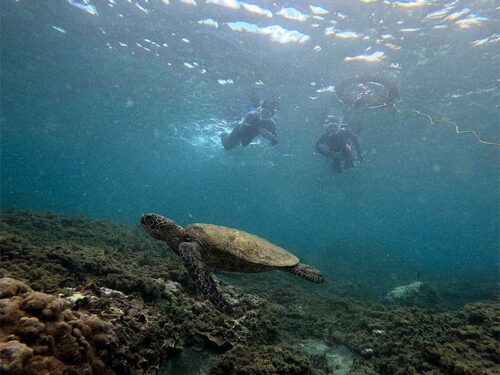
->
[315,116,363,173]
[220,99,279,150]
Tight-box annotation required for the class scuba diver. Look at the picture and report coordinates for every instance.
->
[315,116,363,173]
[220,99,279,150]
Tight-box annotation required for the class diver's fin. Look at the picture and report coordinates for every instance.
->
[284,263,326,284]
[220,133,228,148]
[178,242,239,315]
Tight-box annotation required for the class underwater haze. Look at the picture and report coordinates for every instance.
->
[1,0,499,300]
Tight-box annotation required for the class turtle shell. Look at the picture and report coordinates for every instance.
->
[184,224,299,273]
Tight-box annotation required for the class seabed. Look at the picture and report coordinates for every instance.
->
[0,210,498,374]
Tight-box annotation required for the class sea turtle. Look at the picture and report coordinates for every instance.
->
[141,213,325,315]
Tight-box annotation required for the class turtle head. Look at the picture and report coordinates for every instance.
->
[141,213,183,247]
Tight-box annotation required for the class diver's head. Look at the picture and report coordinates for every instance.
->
[331,121,342,134]
[324,115,344,134]
[258,100,278,120]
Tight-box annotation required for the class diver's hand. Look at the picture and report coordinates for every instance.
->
[261,129,278,145]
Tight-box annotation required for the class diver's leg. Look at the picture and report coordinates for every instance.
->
[220,133,230,149]
[178,242,239,315]
[221,125,243,150]
[331,157,342,173]
[283,263,325,284]
[343,150,355,169]
[240,133,254,147]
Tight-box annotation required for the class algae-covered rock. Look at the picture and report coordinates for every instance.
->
[384,281,441,307]
[295,339,354,375]
[158,348,216,375]
[209,344,315,375]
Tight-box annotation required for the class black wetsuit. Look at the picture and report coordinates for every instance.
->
[221,111,277,150]
[315,128,362,173]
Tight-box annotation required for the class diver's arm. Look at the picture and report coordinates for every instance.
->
[264,119,277,134]
[241,114,251,126]
[242,112,258,127]
[260,119,278,145]
[249,90,260,110]
[315,135,332,157]
[261,128,278,145]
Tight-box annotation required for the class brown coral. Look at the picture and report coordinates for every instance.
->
[0,278,116,374]
[0,340,34,375]
[0,277,32,299]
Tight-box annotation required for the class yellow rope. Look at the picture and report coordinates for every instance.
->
[391,104,500,146]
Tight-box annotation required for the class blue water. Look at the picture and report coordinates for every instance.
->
[1,0,499,295]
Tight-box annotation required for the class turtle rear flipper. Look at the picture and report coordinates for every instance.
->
[284,263,325,284]
[179,242,240,316]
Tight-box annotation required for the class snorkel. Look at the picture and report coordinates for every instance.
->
[258,100,278,120]
[259,107,273,120]
[329,115,343,134]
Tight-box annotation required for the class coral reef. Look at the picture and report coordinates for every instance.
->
[1,209,499,375]
[256,283,500,375]
[0,277,176,374]
[0,277,116,374]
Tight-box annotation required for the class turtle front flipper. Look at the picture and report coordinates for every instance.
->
[284,263,326,284]
[178,242,239,316]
